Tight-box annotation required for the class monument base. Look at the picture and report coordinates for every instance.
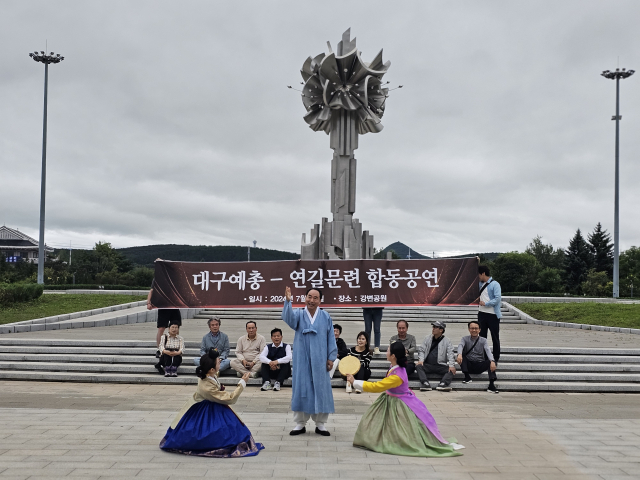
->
[301,215,374,260]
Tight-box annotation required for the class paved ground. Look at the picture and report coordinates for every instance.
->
[0,381,639,479]
[5,315,640,349]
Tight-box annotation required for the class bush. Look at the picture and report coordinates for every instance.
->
[581,269,612,297]
[0,283,44,305]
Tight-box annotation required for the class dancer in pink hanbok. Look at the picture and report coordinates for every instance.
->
[347,341,464,457]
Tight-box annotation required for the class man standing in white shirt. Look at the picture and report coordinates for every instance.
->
[259,328,292,392]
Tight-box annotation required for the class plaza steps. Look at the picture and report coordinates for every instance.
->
[193,305,527,324]
[0,339,639,392]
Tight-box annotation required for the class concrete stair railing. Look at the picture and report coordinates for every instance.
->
[0,338,639,392]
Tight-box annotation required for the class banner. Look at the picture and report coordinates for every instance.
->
[150,257,479,309]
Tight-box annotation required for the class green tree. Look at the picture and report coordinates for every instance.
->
[564,229,592,294]
[492,252,539,292]
[537,267,564,293]
[588,223,613,278]
[526,236,564,270]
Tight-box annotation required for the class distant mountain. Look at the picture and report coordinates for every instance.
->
[380,242,501,262]
[117,244,299,267]
[380,242,430,259]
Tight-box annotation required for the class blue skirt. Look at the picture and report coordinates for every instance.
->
[160,400,264,457]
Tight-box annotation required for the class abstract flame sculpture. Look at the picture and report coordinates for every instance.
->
[299,29,391,260]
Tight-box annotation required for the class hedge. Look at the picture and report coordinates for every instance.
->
[43,284,150,290]
[0,283,45,305]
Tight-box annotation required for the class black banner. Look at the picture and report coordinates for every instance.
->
[150,258,479,309]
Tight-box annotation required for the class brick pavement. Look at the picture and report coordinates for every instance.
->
[0,381,638,479]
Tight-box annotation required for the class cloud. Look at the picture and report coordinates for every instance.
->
[1,0,639,257]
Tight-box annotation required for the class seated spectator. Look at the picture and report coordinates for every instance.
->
[159,322,184,377]
[347,332,372,391]
[329,323,350,378]
[194,317,230,373]
[416,321,456,392]
[389,320,417,376]
[456,320,498,394]
[230,321,266,379]
[259,328,292,391]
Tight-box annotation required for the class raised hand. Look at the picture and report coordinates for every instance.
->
[241,372,251,382]
[285,286,292,302]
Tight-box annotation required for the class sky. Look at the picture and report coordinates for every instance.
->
[1,1,639,257]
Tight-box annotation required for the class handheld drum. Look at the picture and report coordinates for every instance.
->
[338,355,361,393]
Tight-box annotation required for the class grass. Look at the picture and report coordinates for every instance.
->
[0,294,147,325]
[516,302,640,329]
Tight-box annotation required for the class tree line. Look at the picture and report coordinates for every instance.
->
[1,242,154,287]
[486,223,639,297]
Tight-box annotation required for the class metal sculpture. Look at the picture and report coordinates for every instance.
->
[299,29,391,260]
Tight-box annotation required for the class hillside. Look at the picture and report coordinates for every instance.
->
[380,241,430,259]
[117,244,299,267]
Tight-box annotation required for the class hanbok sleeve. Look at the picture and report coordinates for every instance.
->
[282,300,299,331]
[200,379,246,405]
[353,375,403,393]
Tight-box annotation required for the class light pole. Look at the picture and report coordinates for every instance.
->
[30,50,64,284]
[601,67,634,298]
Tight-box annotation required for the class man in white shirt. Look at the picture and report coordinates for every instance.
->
[259,328,292,391]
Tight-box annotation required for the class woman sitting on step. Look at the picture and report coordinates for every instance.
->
[159,322,184,377]
[159,348,264,457]
[346,331,372,388]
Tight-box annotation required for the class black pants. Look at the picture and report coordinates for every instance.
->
[161,354,182,368]
[363,308,383,348]
[461,357,496,382]
[405,362,416,377]
[354,367,371,381]
[260,363,291,383]
[478,311,501,362]
[416,363,454,386]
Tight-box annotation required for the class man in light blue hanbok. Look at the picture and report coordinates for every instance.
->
[283,286,337,436]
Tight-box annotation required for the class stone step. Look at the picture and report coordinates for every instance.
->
[1,343,638,360]
[3,353,640,373]
[0,369,638,392]
[2,360,640,383]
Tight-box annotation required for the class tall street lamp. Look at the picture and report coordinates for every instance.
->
[30,50,64,284]
[601,67,634,298]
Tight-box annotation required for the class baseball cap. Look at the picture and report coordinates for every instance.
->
[431,321,446,330]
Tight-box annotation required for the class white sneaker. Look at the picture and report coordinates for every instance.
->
[251,372,259,379]
[261,381,272,391]
[374,347,380,355]
[273,381,281,391]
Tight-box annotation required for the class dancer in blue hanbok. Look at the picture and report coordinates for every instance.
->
[282,286,337,436]
[159,349,264,457]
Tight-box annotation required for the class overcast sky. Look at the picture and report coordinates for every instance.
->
[1,1,639,257]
